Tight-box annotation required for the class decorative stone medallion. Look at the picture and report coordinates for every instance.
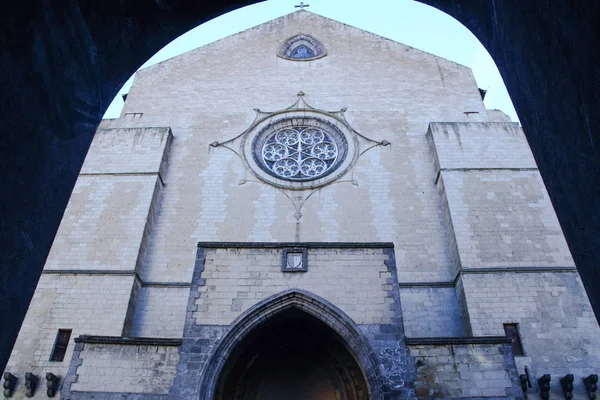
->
[211,92,390,192]
[254,119,348,183]
[241,105,357,190]
[281,248,308,272]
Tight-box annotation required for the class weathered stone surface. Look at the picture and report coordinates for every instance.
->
[419,0,600,332]
[408,341,522,399]
[0,0,259,373]
[3,1,600,375]
[429,122,574,270]
[193,246,396,326]
[2,5,600,399]
[70,343,179,394]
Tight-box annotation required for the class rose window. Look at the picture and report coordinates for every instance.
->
[261,127,339,180]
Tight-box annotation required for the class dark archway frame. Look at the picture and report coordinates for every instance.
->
[196,289,386,400]
[2,1,600,374]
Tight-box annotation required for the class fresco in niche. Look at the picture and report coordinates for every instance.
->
[278,34,327,61]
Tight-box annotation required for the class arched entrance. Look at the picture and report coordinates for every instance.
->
[4,0,600,377]
[216,308,369,400]
[197,289,386,400]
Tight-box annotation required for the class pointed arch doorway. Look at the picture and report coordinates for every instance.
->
[197,289,386,400]
[217,307,368,400]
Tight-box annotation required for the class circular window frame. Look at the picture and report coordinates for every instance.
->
[242,111,357,190]
[257,125,343,181]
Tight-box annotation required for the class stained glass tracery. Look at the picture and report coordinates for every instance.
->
[261,126,339,180]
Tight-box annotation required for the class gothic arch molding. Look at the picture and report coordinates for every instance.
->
[197,289,386,400]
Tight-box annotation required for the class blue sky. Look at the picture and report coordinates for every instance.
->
[103,0,518,122]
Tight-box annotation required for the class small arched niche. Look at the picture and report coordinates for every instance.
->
[278,34,327,61]
[215,308,369,400]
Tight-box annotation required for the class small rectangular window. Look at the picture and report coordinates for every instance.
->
[50,329,72,362]
[503,323,524,356]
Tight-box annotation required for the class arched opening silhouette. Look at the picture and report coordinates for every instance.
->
[216,308,368,400]
[3,0,600,377]
[197,289,385,400]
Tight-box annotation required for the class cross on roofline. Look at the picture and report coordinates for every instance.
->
[295,2,309,9]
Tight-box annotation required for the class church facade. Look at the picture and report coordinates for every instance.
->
[3,11,600,400]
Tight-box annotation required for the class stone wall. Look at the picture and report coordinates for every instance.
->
[74,13,497,349]
[429,122,574,269]
[45,127,171,273]
[44,175,159,272]
[408,338,521,399]
[428,120,600,398]
[463,271,600,398]
[3,275,134,399]
[170,244,413,400]
[440,170,573,268]
[113,10,489,290]
[2,127,173,398]
[193,245,397,326]
[64,337,180,397]
[5,10,599,400]
[400,287,467,337]
[131,286,190,338]
[428,122,536,172]
[80,127,172,176]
